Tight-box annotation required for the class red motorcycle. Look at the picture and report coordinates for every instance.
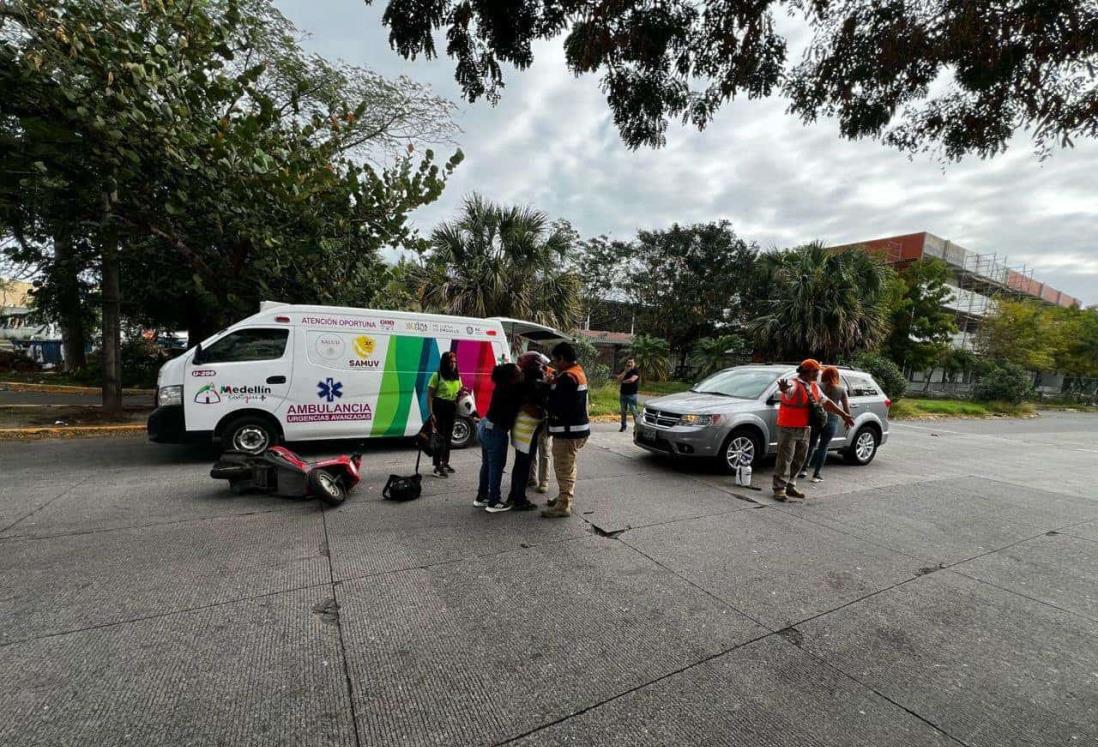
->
[210,446,362,506]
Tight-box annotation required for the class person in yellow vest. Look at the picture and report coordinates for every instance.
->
[773,359,854,501]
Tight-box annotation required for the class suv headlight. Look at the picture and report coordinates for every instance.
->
[157,385,183,407]
[679,413,721,426]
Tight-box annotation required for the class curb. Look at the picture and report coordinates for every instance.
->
[0,381,154,396]
[0,424,146,441]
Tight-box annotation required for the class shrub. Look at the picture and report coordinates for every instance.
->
[0,349,41,373]
[569,335,611,388]
[973,362,1033,404]
[851,352,907,401]
[71,337,180,389]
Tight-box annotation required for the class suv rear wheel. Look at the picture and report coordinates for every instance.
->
[844,426,879,465]
[721,428,762,473]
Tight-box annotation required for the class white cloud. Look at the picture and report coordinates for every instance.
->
[276,0,1098,305]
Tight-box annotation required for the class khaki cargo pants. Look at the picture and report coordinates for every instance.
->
[773,426,811,492]
[536,425,551,489]
[551,436,587,511]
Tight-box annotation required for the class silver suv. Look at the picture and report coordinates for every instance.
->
[634,364,891,471]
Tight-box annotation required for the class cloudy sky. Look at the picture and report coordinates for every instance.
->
[277,1,1097,305]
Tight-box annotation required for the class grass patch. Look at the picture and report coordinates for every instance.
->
[588,384,622,418]
[890,398,1036,419]
[638,380,692,396]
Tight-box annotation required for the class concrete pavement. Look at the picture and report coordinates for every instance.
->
[1,414,1097,745]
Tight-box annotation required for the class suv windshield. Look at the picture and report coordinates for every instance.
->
[692,368,778,399]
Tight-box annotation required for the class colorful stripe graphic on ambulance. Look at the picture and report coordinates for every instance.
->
[452,338,497,418]
[368,336,499,437]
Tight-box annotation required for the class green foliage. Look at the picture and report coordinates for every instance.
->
[975,300,1063,373]
[628,334,672,382]
[2,0,459,374]
[973,362,1034,404]
[691,335,747,378]
[373,0,1097,157]
[1051,305,1098,377]
[851,352,907,402]
[571,334,609,388]
[408,194,582,330]
[749,244,893,362]
[883,258,957,372]
[627,222,757,364]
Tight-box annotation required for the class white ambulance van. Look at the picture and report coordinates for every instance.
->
[148,302,565,453]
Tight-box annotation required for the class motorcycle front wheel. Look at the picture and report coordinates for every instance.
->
[308,468,346,506]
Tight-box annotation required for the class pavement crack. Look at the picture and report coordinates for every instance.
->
[320,508,362,747]
[776,626,804,646]
[311,597,340,625]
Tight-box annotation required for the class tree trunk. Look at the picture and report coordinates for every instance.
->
[53,232,87,371]
[101,235,123,416]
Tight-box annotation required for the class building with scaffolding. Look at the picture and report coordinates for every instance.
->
[829,231,1078,352]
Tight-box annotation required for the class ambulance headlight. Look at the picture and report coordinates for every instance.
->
[158,385,183,407]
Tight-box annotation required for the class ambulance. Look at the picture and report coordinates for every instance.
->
[147,302,566,453]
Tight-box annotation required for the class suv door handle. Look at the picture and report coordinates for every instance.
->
[266,375,286,384]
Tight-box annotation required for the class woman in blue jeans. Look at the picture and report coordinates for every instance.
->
[804,366,849,482]
[474,363,522,512]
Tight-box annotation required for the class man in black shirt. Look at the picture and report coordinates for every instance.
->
[615,357,641,432]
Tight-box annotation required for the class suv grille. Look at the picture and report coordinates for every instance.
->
[643,408,682,427]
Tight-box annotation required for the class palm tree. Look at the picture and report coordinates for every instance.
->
[748,242,892,361]
[409,194,582,330]
[628,334,672,382]
[691,334,747,378]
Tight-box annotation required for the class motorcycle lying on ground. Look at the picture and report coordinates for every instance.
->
[210,446,363,506]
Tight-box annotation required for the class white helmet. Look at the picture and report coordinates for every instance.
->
[456,389,477,417]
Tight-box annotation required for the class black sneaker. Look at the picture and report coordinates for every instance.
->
[485,501,512,513]
[511,499,536,511]
[619,426,627,432]
[473,496,488,508]
[433,467,448,478]
[444,465,456,473]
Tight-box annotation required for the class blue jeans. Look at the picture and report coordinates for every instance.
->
[477,419,509,504]
[620,394,639,428]
[806,416,840,476]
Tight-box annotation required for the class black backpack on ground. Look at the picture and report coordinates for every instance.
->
[383,449,423,502]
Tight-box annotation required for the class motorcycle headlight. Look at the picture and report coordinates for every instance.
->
[157,385,183,407]
[679,413,721,426]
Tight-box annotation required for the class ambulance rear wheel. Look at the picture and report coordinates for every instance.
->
[221,414,280,455]
[451,416,475,449]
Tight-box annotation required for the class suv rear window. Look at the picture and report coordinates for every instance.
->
[844,373,879,397]
[202,328,289,363]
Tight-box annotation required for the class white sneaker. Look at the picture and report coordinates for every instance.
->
[485,501,512,513]
[810,476,823,483]
[473,497,488,507]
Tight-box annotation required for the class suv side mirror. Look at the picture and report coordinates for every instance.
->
[766,394,779,406]
[192,343,205,366]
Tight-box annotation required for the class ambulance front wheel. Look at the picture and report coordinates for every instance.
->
[220,413,281,455]
[450,416,476,449]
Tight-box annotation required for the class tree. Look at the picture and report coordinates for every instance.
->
[691,334,747,378]
[1051,305,1098,378]
[627,334,672,382]
[408,194,583,330]
[883,258,957,374]
[975,299,1063,374]
[368,0,1098,157]
[626,222,757,367]
[2,0,459,410]
[748,243,892,361]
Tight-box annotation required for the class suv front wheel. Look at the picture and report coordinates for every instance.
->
[844,426,879,465]
[721,428,762,473]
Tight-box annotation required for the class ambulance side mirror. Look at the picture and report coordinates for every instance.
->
[192,343,205,365]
